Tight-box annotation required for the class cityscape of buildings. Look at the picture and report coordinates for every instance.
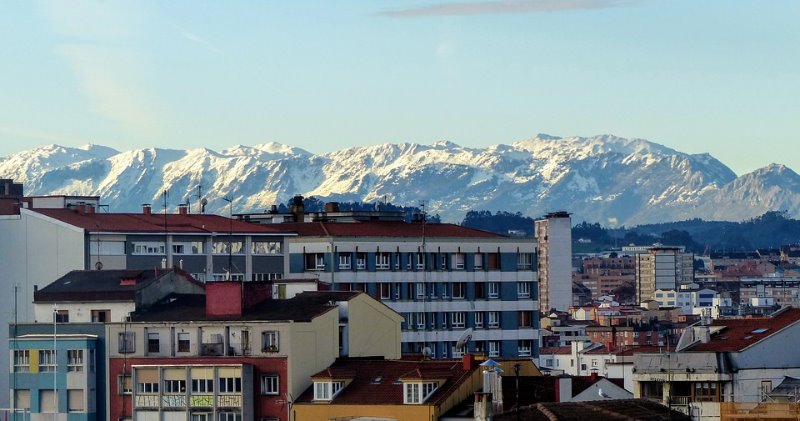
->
[2,177,800,421]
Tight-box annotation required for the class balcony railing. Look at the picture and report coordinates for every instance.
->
[200,342,224,356]
[191,395,214,407]
[217,394,243,408]
[161,395,188,408]
[134,394,159,408]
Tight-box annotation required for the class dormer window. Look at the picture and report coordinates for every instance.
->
[313,381,344,401]
[403,381,438,404]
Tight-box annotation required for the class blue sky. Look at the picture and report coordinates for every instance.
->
[1,0,797,176]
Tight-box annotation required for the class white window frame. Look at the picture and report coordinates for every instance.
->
[67,349,83,372]
[518,340,532,357]
[488,311,500,328]
[338,254,351,270]
[416,253,425,270]
[416,312,426,329]
[474,312,484,328]
[453,282,465,299]
[474,254,483,270]
[262,330,280,352]
[252,241,281,255]
[451,312,465,328]
[416,283,425,299]
[314,381,343,401]
[517,282,531,298]
[376,252,391,270]
[133,242,165,255]
[380,283,391,299]
[212,241,244,255]
[404,382,438,404]
[218,377,242,394]
[13,350,30,373]
[261,374,279,395]
[517,253,533,270]
[488,282,500,299]
[39,350,57,372]
[488,341,500,357]
[356,253,367,270]
[118,331,135,353]
[452,253,465,270]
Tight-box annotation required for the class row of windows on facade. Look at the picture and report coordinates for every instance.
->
[312,379,438,404]
[129,241,282,256]
[12,389,86,413]
[401,310,534,330]
[190,273,283,282]
[305,252,534,271]
[12,349,96,373]
[111,413,260,421]
[117,330,279,355]
[342,281,533,300]
[405,339,533,358]
[119,374,280,396]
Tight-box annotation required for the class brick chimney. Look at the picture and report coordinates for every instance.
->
[85,204,95,215]
[178,204,188,215]
[205,282,243,318]
[142,203,152,215]
[463,353,476,371]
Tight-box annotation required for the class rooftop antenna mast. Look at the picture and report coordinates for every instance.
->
[163,190,169,268]
[196,185,203,214]
[420,200,431,359]
[223,196,234,280]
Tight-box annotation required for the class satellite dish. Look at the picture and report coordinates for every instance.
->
[422,347,433,357]
[455,328,473,349]
[598,387,610,398]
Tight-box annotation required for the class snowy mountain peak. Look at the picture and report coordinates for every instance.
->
[1,135,798,225]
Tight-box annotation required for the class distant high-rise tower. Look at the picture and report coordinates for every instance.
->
[633,246,694,304]
[535,211,572,313]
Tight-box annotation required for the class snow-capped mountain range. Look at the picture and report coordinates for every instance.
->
[2,134,799,226]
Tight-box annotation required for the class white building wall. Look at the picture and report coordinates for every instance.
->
[33,302,135,324]
[536,214,572,312]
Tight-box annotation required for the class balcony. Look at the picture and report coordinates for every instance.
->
[217,394,243,408]
[134,394,159,408]
[191,395,214,407]
[161,395,188,408]
[227,341,251,356]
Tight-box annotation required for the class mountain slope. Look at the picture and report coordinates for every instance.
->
[0,135,796,226]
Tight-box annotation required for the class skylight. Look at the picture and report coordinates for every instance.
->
[751,328,769,334]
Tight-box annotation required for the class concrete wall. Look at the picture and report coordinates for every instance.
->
[286,308,340,401]
[346,294,403,359]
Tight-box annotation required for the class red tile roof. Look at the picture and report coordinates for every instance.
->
[538,347,572,355]
[31,208,289,234]
[296,357,479,406]
[277,221,504,238]
[686,308,800,352]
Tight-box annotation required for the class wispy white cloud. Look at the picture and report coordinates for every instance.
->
[380,0,639,17]
[174,24,224,55]
[37,0,163,139]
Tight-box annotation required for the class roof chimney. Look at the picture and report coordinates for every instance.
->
[462,353,476,371]
[76,202,86,214]
[85,204,95,215]
[325,202,340,213]
[290,195,304,222]
[142,203,152,215]
[205,281,244,318]
[178,203,188,215]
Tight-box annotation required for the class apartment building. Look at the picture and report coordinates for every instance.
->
[634,246,694,304]
[279,218,539,359]
[535,211,573,313]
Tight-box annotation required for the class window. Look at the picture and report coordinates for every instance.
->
[395,253,401,270]
[440,254,447,270]
[416,312,426,329]
[13,390,30,410]
[305,253,325,270]
[517,253,533,270]
[519,340,532,357]
[252,241,281,254]
[517,282,531,298]
[380,283,391,299]
[118,331,135,353]
[217,412,242,421]
[137,381,159,393]
[451,312,465,328]
[252,272,282,281]
[191,414,210,421]
[488,341,500,357]
[178,332,191,353]
[452,253,465,269]
[394,282,401,300]
[39,350,57,372]
[212,241,243,254]
[475,282,486,299]
[219,377,242,393]
[172,244,185,254]
[356,252,367,270]
[191,241,205,254]
[416,253,426,270]
[338,254,351,270]
[192,378,214,393]
[474,312,484,328]
[13,350,30,372]
[488,311,500,328]
[262,330,279,352]
[487,253,500,270]
[488,282,500,299]
[376,252,391,270]
[119,375,133,394]
[474,254,483,270]
[91,309,110,322]
[164,380,187,394]
[452,342,464,358]
[404,382,438,404]
[67,349,83,372]
[314,381,343,401]
[453,282,465,299]
[518,311,532,328]
[148,332,160,353]
[133,242,165,255]
[416,283,425,299]
[55,309,69,323]
[694,382,719,402]
[261,374,279,395]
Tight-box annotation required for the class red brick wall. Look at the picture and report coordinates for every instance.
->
[205,282,244,317]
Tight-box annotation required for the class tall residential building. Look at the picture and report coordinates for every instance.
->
[535,211,572,313]
[268,211,539,360]
[633,246,694,304]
